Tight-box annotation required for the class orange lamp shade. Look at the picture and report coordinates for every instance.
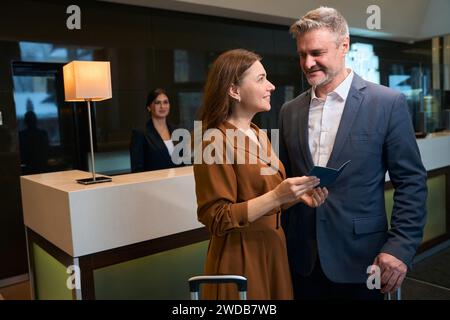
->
[63,61,112,102]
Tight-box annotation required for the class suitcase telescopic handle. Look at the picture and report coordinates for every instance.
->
[188,275,247,300]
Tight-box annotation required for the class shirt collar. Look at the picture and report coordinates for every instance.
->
[311,68,354,102]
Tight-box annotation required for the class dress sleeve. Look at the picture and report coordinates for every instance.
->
[193,159,249,237]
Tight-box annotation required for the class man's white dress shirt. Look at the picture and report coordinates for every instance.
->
[308,70,354,167]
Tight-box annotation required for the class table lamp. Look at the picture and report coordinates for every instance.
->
[63,61,112,185]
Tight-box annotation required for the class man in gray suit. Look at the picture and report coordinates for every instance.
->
[279,7,427,299]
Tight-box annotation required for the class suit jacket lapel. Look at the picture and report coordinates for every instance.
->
[297,89,315,172]
[326,74,366,167]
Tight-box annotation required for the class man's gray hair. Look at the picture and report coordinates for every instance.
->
[289,7,349,44]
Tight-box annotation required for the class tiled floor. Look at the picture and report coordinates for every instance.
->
[0,280,31,300]
[401,277,450,300]
[402,246,450,300]
[0,247,449,300]
[409,247,450,288]
[0,281,31,300]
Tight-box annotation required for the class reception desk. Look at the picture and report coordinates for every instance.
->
[21,166,209,300]
[21,133,450,300]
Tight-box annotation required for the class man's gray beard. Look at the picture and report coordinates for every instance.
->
[307,74,331,87]
[306,68,341,88]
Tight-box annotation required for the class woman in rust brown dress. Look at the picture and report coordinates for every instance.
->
[193,49,328,300]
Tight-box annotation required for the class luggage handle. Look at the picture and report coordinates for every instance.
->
[188,275,247,300]
[387,287,402,300]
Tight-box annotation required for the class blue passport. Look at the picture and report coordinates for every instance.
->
[308,160,351,188]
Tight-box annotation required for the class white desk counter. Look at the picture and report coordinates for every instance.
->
[21,166,202,257]
[416,132,450,171]
[386,132,450,181]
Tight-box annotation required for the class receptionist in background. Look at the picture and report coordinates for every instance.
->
[130,88,182,172]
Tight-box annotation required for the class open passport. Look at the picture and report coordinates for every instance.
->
[308,160,351,188]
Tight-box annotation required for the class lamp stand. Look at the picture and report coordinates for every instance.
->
[76,99,112,185]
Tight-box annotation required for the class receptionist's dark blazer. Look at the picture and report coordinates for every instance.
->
[130,120,183,172]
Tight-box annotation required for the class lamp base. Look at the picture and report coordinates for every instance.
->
[76,176,112,185]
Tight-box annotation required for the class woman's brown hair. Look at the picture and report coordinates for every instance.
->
[198,49,261,130]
